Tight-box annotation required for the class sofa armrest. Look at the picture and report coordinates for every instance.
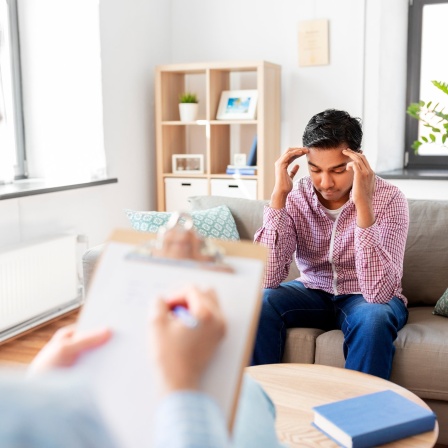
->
[82,244,105,293]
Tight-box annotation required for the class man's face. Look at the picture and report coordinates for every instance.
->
[306,145,355,209]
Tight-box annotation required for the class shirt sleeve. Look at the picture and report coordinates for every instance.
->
[354,190,409,304]
[254,205,298,288]
[0,372,117,448]
[154,391,230,448]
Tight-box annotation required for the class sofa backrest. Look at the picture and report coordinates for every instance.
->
[404,200,448,306]
[189,196,448,307]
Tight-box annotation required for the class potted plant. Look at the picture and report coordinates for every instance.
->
[178,92,199,122]
[407,80,448,153]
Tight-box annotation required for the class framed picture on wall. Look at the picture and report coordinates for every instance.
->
[216,90,258,120]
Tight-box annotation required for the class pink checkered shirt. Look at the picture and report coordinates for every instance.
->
[255,176,409,305]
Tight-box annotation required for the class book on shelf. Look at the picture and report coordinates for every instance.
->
[226,165,258,175]
[312,389,436,448]
[247,135,257,166]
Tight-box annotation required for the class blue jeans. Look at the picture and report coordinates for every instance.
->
[252,281,408,380]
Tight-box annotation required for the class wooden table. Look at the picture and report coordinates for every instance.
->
[246,364,439,448]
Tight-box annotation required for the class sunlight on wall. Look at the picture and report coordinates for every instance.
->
[18,0,106,182]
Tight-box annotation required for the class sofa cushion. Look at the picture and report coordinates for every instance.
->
[125,205,240,240]
[282,328,325,364]
[188,196,268,241]
[188,196,301,281]
[433,287,448,317]
[313,307,448,401]
[403,200,448,306]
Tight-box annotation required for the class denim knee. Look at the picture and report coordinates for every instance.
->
[348,303,398,336]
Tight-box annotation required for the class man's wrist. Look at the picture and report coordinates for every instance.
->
[356,204,375,228]
[270,192,288,209]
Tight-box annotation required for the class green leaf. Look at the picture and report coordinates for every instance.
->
[432,80,448,95]
[430,134,436,142]
[412,140,422,153]
[442,134,447,144]
[422,136,428,142]
[435,111,448,121]
[419,100,425,107]
[179,92,198,103]
[427,101,432,108]
[432,127,441,132]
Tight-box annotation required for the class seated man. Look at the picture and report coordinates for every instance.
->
[252,109,409,380]
[0,286,283,447]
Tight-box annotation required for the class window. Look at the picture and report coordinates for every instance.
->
[405,0,448,169]
[0,0,25,183]
[1,0,107,188]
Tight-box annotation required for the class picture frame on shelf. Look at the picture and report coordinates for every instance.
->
[233,153,247,167]
[172,154,204,174]
[216,90,258,120]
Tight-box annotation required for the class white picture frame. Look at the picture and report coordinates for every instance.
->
[216,90,258,120]
[233,153,247,166]
[172,154,204,174]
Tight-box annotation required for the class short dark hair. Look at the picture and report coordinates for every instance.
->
[302,109,363,152]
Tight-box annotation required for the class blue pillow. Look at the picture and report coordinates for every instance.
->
[125,205,240,241]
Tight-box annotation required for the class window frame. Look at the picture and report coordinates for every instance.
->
[405,0,448,169]
[1,0,26,180]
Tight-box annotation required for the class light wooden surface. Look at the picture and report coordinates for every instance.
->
[246,364,438,448]
[0,310,79,366]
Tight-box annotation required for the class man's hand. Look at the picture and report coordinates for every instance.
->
[343,149,376,228]
[150,286,226,393]
[29,325,112,374]
[270,147,309,209]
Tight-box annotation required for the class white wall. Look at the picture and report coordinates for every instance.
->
[1,0,171,251]
[172,0,366,178]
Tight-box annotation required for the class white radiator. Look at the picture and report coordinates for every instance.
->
[0,235,82,342]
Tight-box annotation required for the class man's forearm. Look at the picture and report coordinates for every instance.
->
[355,203,375,229]
[269,191,288,210]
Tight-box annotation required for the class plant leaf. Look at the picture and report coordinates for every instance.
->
[422,136,428,142]
[412,140,422,153]
[432,80,448,95]
[430,134,436,142]
[442,134,447,144]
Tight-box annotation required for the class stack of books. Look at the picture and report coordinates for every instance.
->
[226,165,258,175]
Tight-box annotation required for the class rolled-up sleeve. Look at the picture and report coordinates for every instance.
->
[254,206,297,288]
[354,191,409,304]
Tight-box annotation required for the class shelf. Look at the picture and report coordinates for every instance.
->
[155,60,281,210]
[211,174,258,180]
[161,120,258,126]
[163,173,207,178]
[210,120,258,125]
